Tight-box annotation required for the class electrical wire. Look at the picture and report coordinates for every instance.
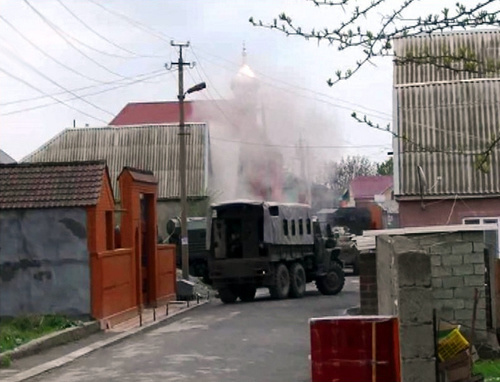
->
[0,43,114,116]
[23,0,129,79]
[1,71,169,116]
[0,66,108,123]
[84,0,392,120]
[0,69,166,107]
[0,15,109,84]
[55,0,148,59]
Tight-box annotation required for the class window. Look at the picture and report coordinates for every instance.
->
[462,217,500,258]
[298,219,304,235]
[269,206,279,216]
[291,220,296,236]
[283,219,289,236]
[306,219,311,235]
[464,218,481,225]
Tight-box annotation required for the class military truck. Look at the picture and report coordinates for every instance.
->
[207,200,345,303]
[165,217,210,283]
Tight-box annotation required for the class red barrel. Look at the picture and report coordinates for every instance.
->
[310,316,401,382]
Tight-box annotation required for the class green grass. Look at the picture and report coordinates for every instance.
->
[0,315,77,354]
[474,360,500,382]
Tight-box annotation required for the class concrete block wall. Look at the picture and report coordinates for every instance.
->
[411,231,488,340]
[377,236,436,382]
[359,251,378,315]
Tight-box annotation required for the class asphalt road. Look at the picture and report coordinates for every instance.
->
[32,277,359,382]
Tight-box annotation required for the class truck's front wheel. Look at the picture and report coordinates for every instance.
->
[269,263,290,299]
[316,262,345,296]
[218,287,238,304]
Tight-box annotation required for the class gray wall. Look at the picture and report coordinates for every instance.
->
[0,208,90,317]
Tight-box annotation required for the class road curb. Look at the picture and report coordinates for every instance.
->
[3,300,209,382]
[0,321,100,362]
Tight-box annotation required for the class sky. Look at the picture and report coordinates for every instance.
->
[0,0,402,168]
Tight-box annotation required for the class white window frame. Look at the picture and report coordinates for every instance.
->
[462,217,500,257]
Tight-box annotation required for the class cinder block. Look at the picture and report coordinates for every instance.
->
[454,286,481,299]
[432,266,453,277]
[435,298,465,310]
[464,275,486,287]
[474,264,485,275]
[428,242,452,255]
[399,287,433,324]
[432,278,442,288]
[452,264,474,276]
[433,289,454,299]
[465,252,484,264]
[401,358,437,382]
[442,276,464,288]
[439,309,455,321]
[473,242,486,253]
[451,242,473,255]
[430,255,441,266]
[397,251,432,287]
[442,255,463,266]
[454,308,474,321]
[464,299,486,310]
[399,324,435,359]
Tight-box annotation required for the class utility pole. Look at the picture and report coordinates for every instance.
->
[167,41,206,281]
[170,41,191,281]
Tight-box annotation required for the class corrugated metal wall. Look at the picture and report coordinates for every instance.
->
[394,30,500,85]
[393,31,500,197]
[23,124,208,200]
[396,79,500,196]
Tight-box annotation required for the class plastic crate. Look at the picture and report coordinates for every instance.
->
[438,328,470,361]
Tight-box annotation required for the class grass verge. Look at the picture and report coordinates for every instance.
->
[0,315,77,354]
[474,359,500,382]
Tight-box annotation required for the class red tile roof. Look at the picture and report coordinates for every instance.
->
[109,100,223,126]
[350,175,393,200]
[0,161,108,209]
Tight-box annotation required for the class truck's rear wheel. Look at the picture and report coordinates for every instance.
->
[238,285,257,302]
[218,287,238,304]
[316,262,345,296]
[289,262,306,298]
[269,263,290,299]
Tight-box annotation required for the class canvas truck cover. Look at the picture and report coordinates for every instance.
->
[208,200,314,247]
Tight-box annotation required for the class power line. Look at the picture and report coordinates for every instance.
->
[0,43,114,116]
[0,69,166,107]
[210,135,390,149]
[0,15,109,85]
[0,66,108,123]
[23,0,129,79]
[84,0,392,120]
[1,71,168,116]
[55,0,164,60]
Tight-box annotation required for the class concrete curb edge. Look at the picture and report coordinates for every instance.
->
[4,300,209,382]
[1,321,101,362]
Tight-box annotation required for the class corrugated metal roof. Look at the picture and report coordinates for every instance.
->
[0,149,15,164]
[394,30,500,85]
[22,124,209,200]
[0,161,106,209]
[109,100,228,126]
[395,79,500,196]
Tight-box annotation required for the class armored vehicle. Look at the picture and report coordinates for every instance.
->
[207,200,345,303]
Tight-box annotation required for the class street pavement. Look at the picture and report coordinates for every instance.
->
[29,277,359,382]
